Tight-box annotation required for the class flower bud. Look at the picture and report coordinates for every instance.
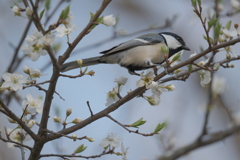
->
[72,118,83,124]
[26,6,33,17]
[12,6,21,16]
[87,137,94,142]
[53,116,61,123]
[226,53,231,61]
[72,134,77,141]
[165,84,176,91]
[115,76,128,85]
[102,15,116,26]
[27,120,35,128]
[77,59,83,68]
[213,63,220,70]
[24,65,31,75]
[66,108,72,117]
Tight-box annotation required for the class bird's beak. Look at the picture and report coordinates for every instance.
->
[182,45,191,51]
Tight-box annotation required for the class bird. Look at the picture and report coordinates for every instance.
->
[60,32,190,75]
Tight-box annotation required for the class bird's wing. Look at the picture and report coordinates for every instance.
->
[100,33,165,55]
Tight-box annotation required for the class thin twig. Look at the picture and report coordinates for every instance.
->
[40,150,115,159]
[106,115,154,136]
[86,101,93,117]
[0,100,37,141]
[0,136,32,151]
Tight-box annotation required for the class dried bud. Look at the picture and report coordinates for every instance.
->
[234,23,239,29]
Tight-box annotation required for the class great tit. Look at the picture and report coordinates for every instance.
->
[60,32,190,75]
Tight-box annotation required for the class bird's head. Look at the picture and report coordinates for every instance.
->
[160,32,190,52]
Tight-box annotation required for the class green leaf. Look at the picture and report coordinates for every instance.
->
[188,64,193,72]
[90,12,95,21]
[39,9,45,20]
[64,4,70,19]
[59,4,70,19]
[74,144,87,154]
[153,123,165,134]
[131,118,146,128]
[90,15,103,30]
[225,20,232,30]
[171,52,182,62]
[45,0,51,10]
[197,0,201,6]
[203,35,214,44]
[208,13,218,29]
[191,0,197,7]
[214,22,222,41]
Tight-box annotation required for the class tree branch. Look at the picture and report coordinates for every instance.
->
[159,125,240,160]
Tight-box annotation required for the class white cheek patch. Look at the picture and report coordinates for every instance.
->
[161,34,182,49]
[134,38,149,44]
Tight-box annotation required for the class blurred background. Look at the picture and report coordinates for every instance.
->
[0,0,240,160]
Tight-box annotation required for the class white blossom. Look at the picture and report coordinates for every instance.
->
[12,6,21,16]
[121,143,129,160]
[1,73,28,91]
[25,31,44,45]
[115,76,128,85]
[136,70,155,89]
[105,85,120,106]
[146,93,160,106]
[198,58,209,66]
[222,28,238,38]
[211,76,226,95]
[22,44,48,61]
[56,25,75,38]
[102,15,116,26]
[6,128,31,148]
[64,12,75,28]
[22,31,54,61]
[43,33,55,45]
[99,133,123,148]
[23,65,41,78]
[22,94,43,114]
[199,70,211,87]
[231,0,240,9]
[189,52,197,58]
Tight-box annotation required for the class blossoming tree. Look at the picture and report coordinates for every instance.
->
[1,0,240,160]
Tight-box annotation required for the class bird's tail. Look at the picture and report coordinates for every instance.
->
[60,56,101,72]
